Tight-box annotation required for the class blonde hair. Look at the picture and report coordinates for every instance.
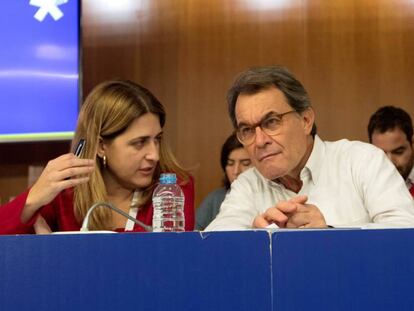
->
[72,80,189,230]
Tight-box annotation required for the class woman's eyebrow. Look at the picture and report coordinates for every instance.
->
[129,130,164,142]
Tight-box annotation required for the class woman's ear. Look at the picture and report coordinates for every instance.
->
[302,107,315,135]
[97,137,106,158]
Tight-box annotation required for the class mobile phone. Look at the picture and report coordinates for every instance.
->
[73,138,86,157]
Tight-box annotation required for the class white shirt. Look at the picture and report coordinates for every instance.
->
[205,136,414,231]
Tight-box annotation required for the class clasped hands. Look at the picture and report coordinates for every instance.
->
[253,195,328,229]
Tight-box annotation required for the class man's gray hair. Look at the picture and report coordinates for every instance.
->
[227,65,317,136]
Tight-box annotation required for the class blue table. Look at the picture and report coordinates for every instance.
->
[1,229,413,310]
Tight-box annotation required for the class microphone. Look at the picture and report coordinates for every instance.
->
[80,202,153,232]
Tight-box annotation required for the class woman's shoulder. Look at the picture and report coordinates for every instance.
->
[176,173,194,188]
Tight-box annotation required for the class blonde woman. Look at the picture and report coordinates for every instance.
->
[1,80,194,233]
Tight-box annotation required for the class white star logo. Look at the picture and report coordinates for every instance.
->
[30,0,68,22]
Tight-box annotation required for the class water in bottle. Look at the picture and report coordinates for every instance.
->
[152,173,185,232]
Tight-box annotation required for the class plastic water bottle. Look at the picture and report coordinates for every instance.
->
[152,173,185,232]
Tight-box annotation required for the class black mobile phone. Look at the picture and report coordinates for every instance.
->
[73,138,86,157]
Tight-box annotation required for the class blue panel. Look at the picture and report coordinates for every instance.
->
[272,229,414,311]
[0,231,272,311]
[0,0,79,140]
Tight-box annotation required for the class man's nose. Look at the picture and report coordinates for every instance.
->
[387,153,402,170]
[254,126,272,147]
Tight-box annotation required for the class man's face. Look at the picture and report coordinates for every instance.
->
[234,87,314,180]
[371,128,414,180]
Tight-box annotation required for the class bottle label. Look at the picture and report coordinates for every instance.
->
[152,190,185,232]
[154,190,174,197]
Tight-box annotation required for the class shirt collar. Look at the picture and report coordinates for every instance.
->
[264,135,325,187]
[301,135,325,185]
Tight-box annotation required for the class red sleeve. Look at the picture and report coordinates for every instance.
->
[181,176,195,231]
[0,190,37,235]
[0,188,68,235]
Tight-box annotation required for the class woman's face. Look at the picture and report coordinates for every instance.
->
[100,113,162,191]
[225,147,252,184]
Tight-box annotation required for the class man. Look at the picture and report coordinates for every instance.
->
[368,106,414,198]
[205,66,414,231]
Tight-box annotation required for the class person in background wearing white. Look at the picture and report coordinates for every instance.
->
[368,106,414,198]
[195,133,252,230]
[205,65,414,231]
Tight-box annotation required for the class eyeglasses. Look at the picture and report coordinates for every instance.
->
[236,110,297,146]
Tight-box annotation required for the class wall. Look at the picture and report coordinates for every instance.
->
[2,0,414,207]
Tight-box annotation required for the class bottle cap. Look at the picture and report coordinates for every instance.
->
[159,173,177,184]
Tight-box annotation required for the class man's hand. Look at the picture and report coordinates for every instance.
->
[253,195,327,229]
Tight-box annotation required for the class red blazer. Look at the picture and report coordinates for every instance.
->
[0,178,195,235]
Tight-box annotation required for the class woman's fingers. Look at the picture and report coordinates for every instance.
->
[59,176,91,190]
[22,154,95,223]
[58,164,95,180]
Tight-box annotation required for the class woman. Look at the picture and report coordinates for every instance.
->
[0,80,194,234]
[195,133,252,230]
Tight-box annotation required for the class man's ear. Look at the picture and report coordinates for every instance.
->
[97,137,106,158]
[301,107,315,135]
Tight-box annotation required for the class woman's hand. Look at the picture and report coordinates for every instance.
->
[22,153,95,223]
[33,215,52,234]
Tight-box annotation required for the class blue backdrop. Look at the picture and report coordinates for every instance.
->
[0,0,79,141]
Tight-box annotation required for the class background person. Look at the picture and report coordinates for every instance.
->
[0,80,194,234]
[368,106,414,197]
[205,65,414,231]
[195,133,252,230]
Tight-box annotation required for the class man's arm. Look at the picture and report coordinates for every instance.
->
[204,174,259,231]
[355,145,414,228]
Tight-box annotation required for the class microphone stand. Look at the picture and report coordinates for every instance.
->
[80,202,153,232]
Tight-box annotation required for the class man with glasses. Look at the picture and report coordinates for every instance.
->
[205,66,414,231]
[368,106,414,198]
